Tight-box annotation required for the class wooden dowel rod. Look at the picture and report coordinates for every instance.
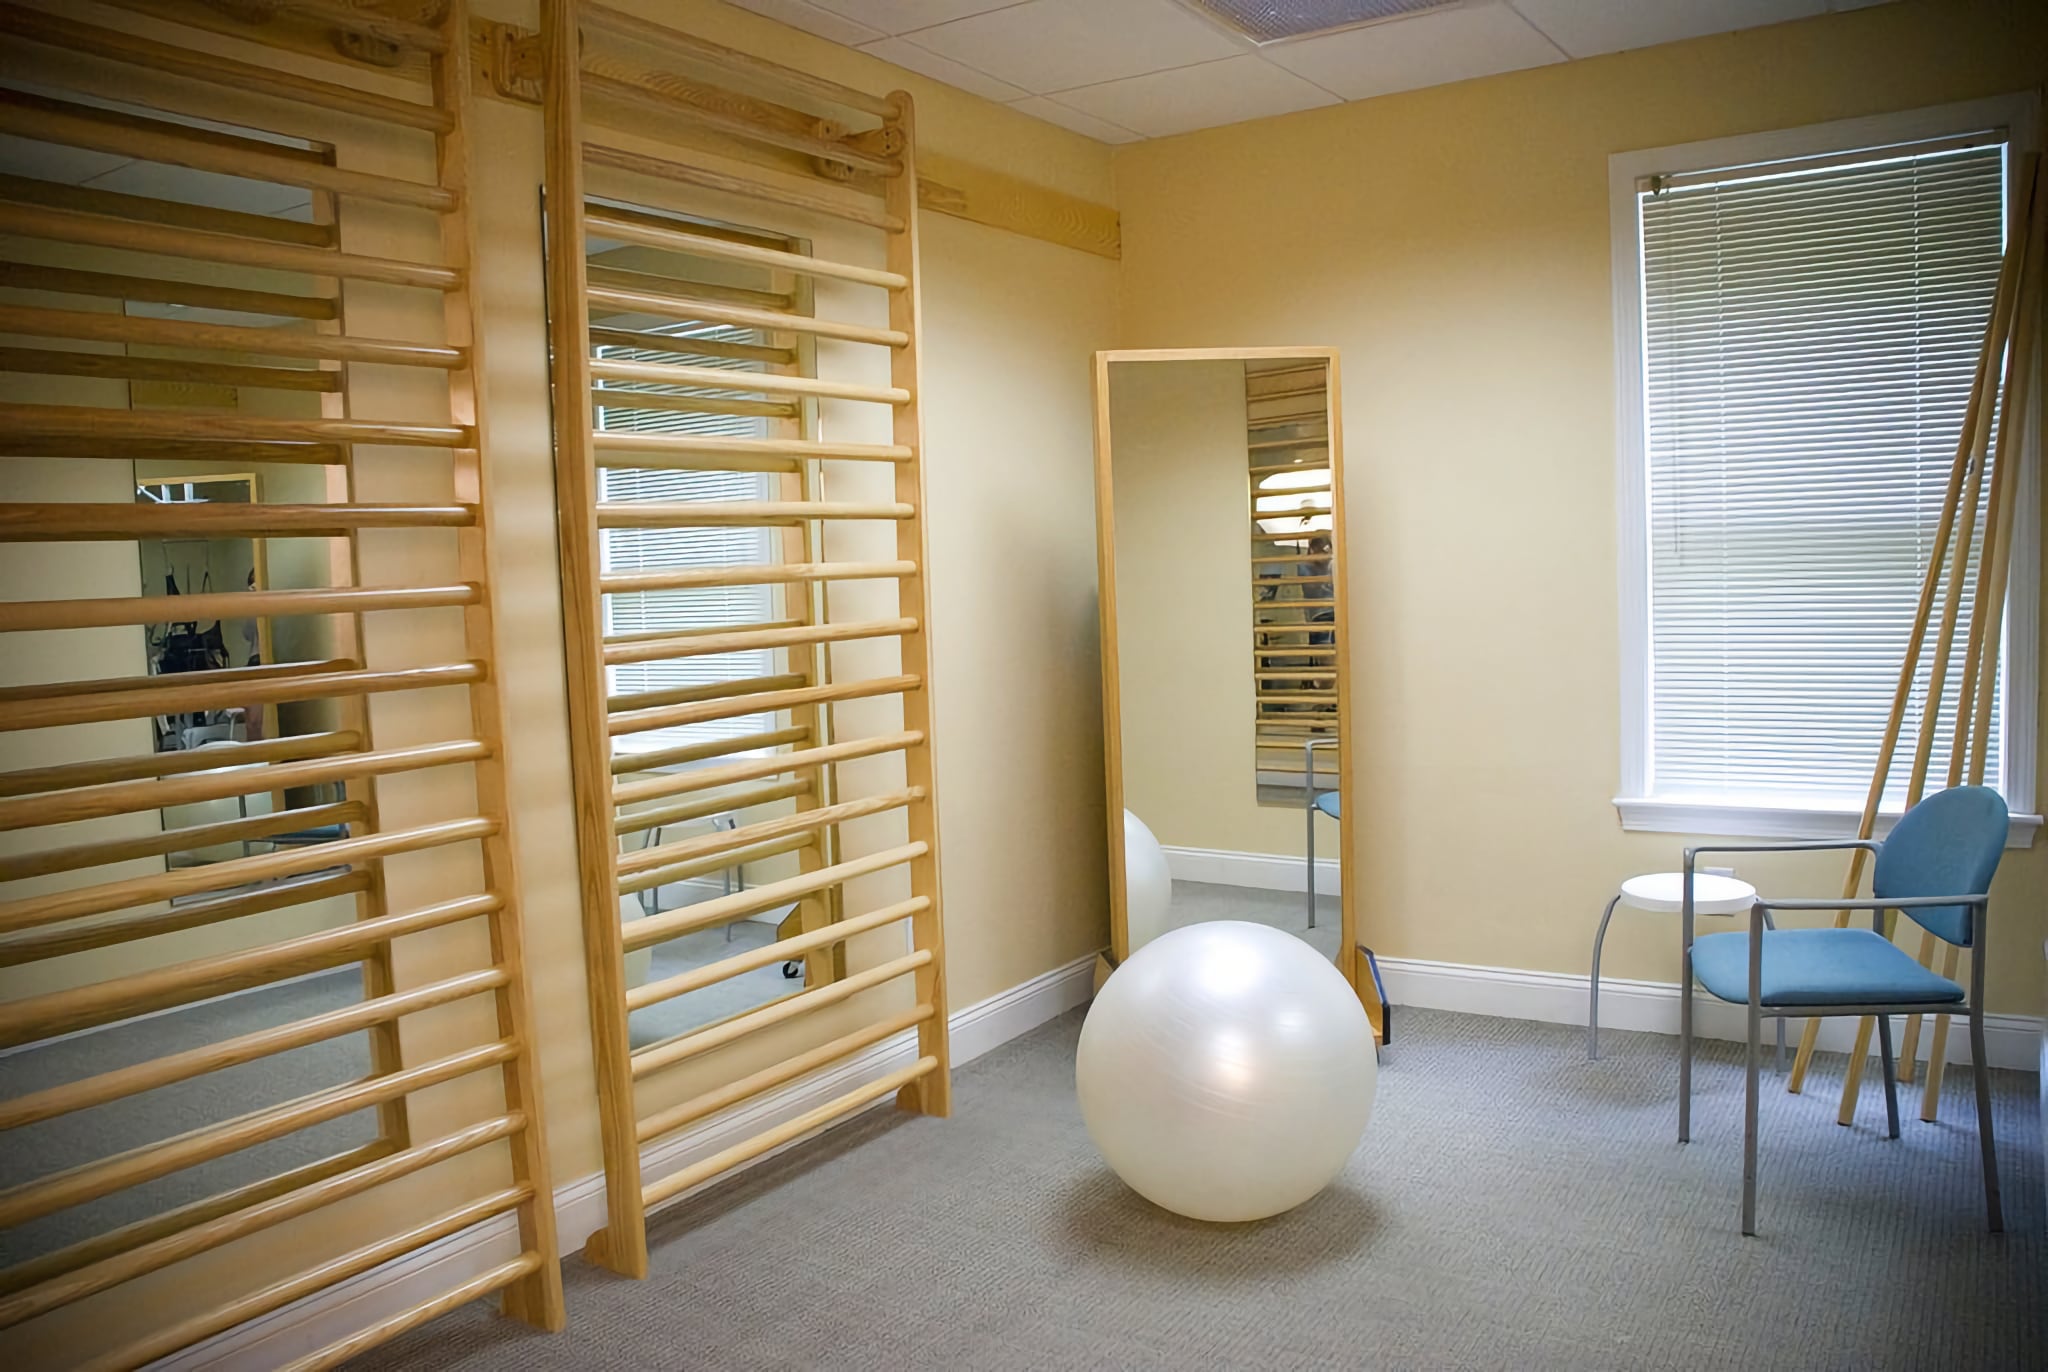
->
[0,738,485,832]
[0,437,347,466]
[583,70,897,178]
[0,170,334,248]
[642,1058,937,1209]
[611,725,808,775]
[617,830,814,895]
[612,672,919,738]
[0,799,360,883]
[591,430,910,462]
[0,2,451,131]
[632,949,930,1080]
[615,777,812,838]
[606,673,808,717]
[605,617,800,648]
[0,204,460,292]
[0,346,338,394]
[0,729,358,800]
[594,387,797,421]
[0,871,369,968]
[585,211,905,289]
[587,141,902,231]
[624,841,927,952]
[1,1118,520,1336]
[591,358,909,406]
[82,1191,534,1372]
[587,282,908,347]
[0,583,478,634]
[605,616,914,665]
[0,262,335,321]
[580,3,899,118]
[604,560,914,594]
[2,500,474,542]
[616,730,920,808]
[586,323,793,366]
[621,788,919,879]
[282,1255,546,1372]
[0,1041,517,1231]
[0,304,463,368]
[0,655,353,704]
[629,896,927,1013]
[595,500,912,529]
[0,102,452,212]
[0,409,470,452]
[582,266,793,312]
[0,816,497,936]
[0,957,503,1128]
[0,661,484,735]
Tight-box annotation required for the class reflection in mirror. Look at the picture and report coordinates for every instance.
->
[586,199,845,1045]
[0,93,367,1273]
[1097,351,1354,989]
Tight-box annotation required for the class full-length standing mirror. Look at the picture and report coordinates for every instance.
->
[1093,347,1379,1037]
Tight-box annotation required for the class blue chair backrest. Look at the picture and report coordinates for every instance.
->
[1873,785,2007,946]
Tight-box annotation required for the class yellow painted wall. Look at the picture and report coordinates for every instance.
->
[1110,0,2048,1014]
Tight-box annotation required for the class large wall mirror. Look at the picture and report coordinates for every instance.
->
[1093,348,1375,1034]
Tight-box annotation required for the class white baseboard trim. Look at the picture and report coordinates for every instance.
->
[1162,843,1340,897]
[153,952,1101,1372]
[1375,955,2043,1070]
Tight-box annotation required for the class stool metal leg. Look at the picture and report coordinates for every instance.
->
[1758,906,1785,1073]
[1588,893,1622,1060]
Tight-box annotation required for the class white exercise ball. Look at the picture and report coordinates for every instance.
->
[1122,809,1174,952]
[1077,920,1377,1222]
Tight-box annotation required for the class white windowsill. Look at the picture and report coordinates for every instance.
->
[1613,797,2042,850]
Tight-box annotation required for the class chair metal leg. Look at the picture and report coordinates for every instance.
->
[1743,995,1761,1237]
[1875,1012,1900,1140]
[1678,900,1696,1144]
[1969,1004,2003,1233]
[1588,893,1621,1060]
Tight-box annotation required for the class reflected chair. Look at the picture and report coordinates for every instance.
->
[1304,737,1339,930]
[1680,785,2008,1236]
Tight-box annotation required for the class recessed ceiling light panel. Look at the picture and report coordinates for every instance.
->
[1178,0,1464,45]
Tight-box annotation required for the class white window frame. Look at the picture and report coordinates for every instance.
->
[1610,94,2042,848]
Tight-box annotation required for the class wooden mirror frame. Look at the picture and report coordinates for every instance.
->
[1091,346,1366,1014]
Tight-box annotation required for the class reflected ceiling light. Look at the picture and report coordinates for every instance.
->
[1177,0,1461,45]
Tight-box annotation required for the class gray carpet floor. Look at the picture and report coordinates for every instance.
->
[352,1006,2043,1371]
[1168,879,1341,962]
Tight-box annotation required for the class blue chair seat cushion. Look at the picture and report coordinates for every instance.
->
[1313,792,1339,819]
[1691,928,1964,1008]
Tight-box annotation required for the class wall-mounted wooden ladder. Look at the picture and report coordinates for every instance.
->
[541,0,949,1278]
[0,0,562,1364]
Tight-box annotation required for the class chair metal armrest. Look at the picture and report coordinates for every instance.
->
[1683,840,1881,865]
[1756,894,1989,912]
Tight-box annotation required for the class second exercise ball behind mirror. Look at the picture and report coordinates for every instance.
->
[1077,921,1376,1223]
[1122,810,1173,952]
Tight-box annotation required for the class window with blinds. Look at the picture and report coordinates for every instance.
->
[1634,135,2012,811]
[596,322,775,752]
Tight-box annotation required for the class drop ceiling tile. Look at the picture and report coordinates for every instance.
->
[1007,96,1145,145]
[1264,2,1563,101]
[1506,0,1826,58]
[906,0,1247,95]
[1054,56,1339,138]
[1828,0,1899,9]
[859,36,1029,101]
[722,0,885,47]
[808,0,1017,35]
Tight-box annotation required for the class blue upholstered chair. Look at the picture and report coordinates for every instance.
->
[1680,785,2007,1236]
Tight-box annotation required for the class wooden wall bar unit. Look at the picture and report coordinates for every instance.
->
[0,0,563,1365]
[541,0,950,1278]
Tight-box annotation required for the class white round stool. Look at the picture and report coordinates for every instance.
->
[1588,872,1780,1064]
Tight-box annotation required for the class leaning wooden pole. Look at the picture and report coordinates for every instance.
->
[1786,153,2037,1099]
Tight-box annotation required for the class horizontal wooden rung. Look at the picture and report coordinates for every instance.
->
[585,212,906,290]
[614,776,811,838]
[629,896,927,1011]
[614,730,921,808]
[590,358,909,405]
[0,346,338,394]
[623,841,927,952]
[604,616,915,665]
[0,872,368,968]
[0,304,463,369]
[0,263,336,322]
[610,673,919,738]
[0,799,360,883]
[593,388,795,422]
[0,729,358,800]
[618,832,813,895]
[603,559,914,594]
[596,500,911,529]
[0,584,477,634]
[605,673,808,718]
[580,2,899,119]
[0,406,470,451]
[610,725,808,776]
[619,788,920,880]
[0,170,333,249]
[585,142,904,234]
[0,503,473,543]
[587,283,907,349]
[631,948,930,1080]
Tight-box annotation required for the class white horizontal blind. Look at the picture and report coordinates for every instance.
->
[1640,140,2008,808]
[597,323,776,751]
